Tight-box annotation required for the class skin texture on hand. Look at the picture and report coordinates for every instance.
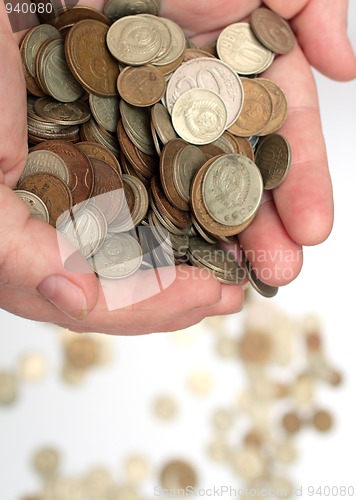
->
[0,0,355,334]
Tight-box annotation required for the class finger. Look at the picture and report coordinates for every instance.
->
[262,0,309,19]
[59,282,244,334]
[291,0,356,81]
[262,45,334,246]
[238,193,303,287]
[0,186,100,320]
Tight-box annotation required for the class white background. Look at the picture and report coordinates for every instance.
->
[0,4,356,499]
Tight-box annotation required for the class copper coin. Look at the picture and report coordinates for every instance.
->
[251,7,296,55]
[18,173,72,227]
[76,141,122,175]
[65,20,118,97]
[233,136,255,161]
[312,410,333,432]
[90,158,124,224]
[282,412,302,434]
[254,133,291,190]
[150,176,191,229]
[160,138,190,212]
[258,77,288,135]
[228,78,273,137]
[30,140,94,205]
[117,64,166,107]
[52,6,110,31]
[159,460,197,490]
[117,120,154,179]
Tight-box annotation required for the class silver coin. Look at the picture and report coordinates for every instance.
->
[33,97,91,125]
[90,232,143,279]
[14,189,50,223]
[173,145,206,203]
[166,57,244,127]
[104,0,160,23]
[151,17,186,66]
[202,153,263,226]
[58,204,107,259]
[217,22,274,75]
[171,88,228,145]
[242,252,278,298]
[20,150,69,183]
[89,94,121,133]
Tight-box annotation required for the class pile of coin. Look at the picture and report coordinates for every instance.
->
[16,1,295,295]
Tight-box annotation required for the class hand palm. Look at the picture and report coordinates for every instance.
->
[0,0,354,333]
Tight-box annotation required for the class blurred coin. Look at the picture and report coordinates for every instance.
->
[108,484,140,500]
[212,408,235,431]
[207,439,230,462]
[18,352,47,382]
[251,7,296,54]
[312,409,333,432]
[255,133,291,189]
[282,412,302,434]
[239,331,272,364]
[160,460,197,490]
[153,395,178,421]
[65,336,99,369]
[117,64,166,107]
[217,22,274,75]
[187,368,214,396]
[14,190,50,223]
[230,447,265,479]
[0,371,18,405]
[124,455,150,483]
[172,88,228,145]
[32,447,60,478]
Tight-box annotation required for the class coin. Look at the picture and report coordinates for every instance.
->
[21,24,61,79]
[89,94,121,133]
[312,409,333,432]
[255,133,291,189]
[160,460,197,490]
[32,447,60,477]
[18,172,73,228]
[120,100,156,155]
[90,232,143,279]
[65,336,99,369]
[90,158,124,224]
[33,97,91,125]
[14,190,50,223]
[251,7,296,55]
[228,78,273,137]
[117,64,166,107]
[31,140,95,206]
[239,331,272,363]
[171,88,228,145]
[258,78,288,135]
[241,253,279,298]
[104,0,160,23]
[212,408,235,431]
[38,39,85,103]
[153,395,178,420]
[282,412,302,433]
[65,20,118,97]
[173,144,206,204]
[150,17,186,66]
[217,22,274,75]
[166,57,244,128]
[52,5,110,30]
[76,141,122,175]
[230,447,265,479]
[124,455,150,483]
[151,175,191,229]
[202,154,263,227]
[106,15,162,65]
[18,352,47,381]
[0,371,18,405]
[151,103,178,144]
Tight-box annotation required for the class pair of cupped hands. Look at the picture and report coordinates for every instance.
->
[0,0,355,334]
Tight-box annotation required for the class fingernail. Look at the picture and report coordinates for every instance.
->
[36,275,88,320]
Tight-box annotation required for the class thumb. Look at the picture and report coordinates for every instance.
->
[292,0,356,81]
[0,185,100,320]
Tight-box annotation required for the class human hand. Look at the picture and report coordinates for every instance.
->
[0,0,354,334]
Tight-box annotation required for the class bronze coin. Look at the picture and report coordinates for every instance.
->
[18,173,73,227]
[159,460,197,490]
[76,141,122,175]
[282,412,302,434]
[65,20,118,97]
[90,158,124,224]
[160,138,190,212]
[198,144,225,160]
[251,7,296,55]
[258,77,288,135]
[31,141,94,205]
[117,64,166,107]
[312,410,333,432]
[254,133,291,190]
[52,6,110,31]
[233,136,255,161]
[182,48,216,62]
[228,78,273,137]
[150,176,191,229]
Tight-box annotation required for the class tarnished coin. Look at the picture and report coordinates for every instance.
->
[166,57,244,128]
[251,7,296,55]
[117,64,166,107]
[14,190,50,223]
[21,24,61,78]
[39,39,85,103]
[65,20,118,97]
[90,232,143,279]
[242,253,278,298]
[159,460,197,490]
[106,15,162,65]
[171,88,228,145]
[58,204,107,258]
[202,154,263,227]
[104,0,160,23]
[20,150,69,183]
[89,94,121,133]
[258,78,288,135]
[255,133,291,189]
[228,78,273,137]
[217,22,274,75]
[33,97,91,125]
[18,173,73,227]
[30,140,95,205]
